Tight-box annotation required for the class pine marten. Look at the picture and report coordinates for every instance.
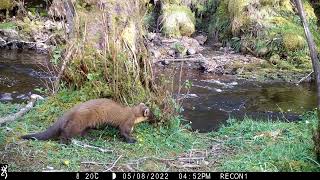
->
[21,99,153,144]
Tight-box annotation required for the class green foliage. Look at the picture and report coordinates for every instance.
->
[51,47,63,65]
[209,0,320,72]
[0,22,17,30]
[212,112,320,172]
[143,3,157,31]
[172,42,186,54]
[0,95,207,171]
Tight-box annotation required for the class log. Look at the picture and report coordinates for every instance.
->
[0,94,44,125]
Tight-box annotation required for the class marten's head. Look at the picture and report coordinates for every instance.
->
[133,103,156,124]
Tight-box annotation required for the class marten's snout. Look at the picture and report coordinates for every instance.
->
[138,103,156,123]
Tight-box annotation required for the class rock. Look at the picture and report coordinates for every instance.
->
[256,47,269,56]
[187,48,196,55]
[56,22,64,31]
[147,32,157,41]
[168,49,175,57]
[269,54,281,65]
[0,0,15,10]
[0,37,5,46]
[152,49,162,59]
[44,20,56,31]
[35,43,49,52]
[181,36,199,48]
[194,35,207,45]
[153,36,162,46]
[1,93,13,101]
[162,5,195,37]
[283,33,306,51]
[0,29,19,41]
[213,42,223,48]
[161,60,169,65]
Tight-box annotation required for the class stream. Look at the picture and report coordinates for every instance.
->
[0,49,53,102]
[0,50,317,132]
[155,65,317,132]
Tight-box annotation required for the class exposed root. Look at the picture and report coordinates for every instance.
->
[71,139,113,153]
[0,94,44,125]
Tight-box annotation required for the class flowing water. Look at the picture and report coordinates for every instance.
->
[0,50,53,102]
[154,65,317,132]
[1,50,317,132]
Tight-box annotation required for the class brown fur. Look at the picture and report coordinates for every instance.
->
[21,99,152,144]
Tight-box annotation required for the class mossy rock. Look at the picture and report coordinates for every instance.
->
[260,0,279,7]
[283,33,306,51]
[0,0,14,10]
[210,0,318,72]
[162,5,195,37]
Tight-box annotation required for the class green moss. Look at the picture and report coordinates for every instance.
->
[0,0,14,10]
[162,4,195,37]
[283,33,306,51]
[210,0,319,72]
[0,22,16,30]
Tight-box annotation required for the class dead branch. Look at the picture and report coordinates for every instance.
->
[53,44,75,94]
[296,71,313,85]
[156,57,205,63]
[0,94,44,125]
[71,139,113,153]
[104,155,123,172]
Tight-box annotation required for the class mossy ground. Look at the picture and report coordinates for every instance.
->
[0,89,319,172]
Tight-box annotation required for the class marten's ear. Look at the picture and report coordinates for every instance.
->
[139,103,145,106]
[143,108,150,117]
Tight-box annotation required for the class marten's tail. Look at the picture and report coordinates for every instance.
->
[21,121,61,141]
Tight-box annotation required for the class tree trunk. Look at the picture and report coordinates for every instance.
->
[295,0,320,161]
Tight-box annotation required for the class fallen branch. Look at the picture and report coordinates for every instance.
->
[0,94,44,125]
[81,161,110,166]
[296,71,313,85]
[104,155,123,172]
[156,57,205,63]
[71,139,113,153]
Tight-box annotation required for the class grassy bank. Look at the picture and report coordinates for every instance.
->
[0,91,319,172]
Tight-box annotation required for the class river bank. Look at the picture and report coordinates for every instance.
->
[0,91,319,171]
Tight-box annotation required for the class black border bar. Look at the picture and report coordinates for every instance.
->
[2,172,320,180]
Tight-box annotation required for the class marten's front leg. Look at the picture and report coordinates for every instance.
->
[119,123,136,143]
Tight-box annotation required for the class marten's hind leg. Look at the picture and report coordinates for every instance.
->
[60,127,83,144]
[80,127,91,137]
[60,130,71,144]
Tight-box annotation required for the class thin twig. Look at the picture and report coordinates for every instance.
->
[81,161,111,165]
[71,139,113,153]
[53,44,75,94]
[104,155,123,172]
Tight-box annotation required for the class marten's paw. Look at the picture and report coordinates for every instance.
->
[126,138,137,144]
